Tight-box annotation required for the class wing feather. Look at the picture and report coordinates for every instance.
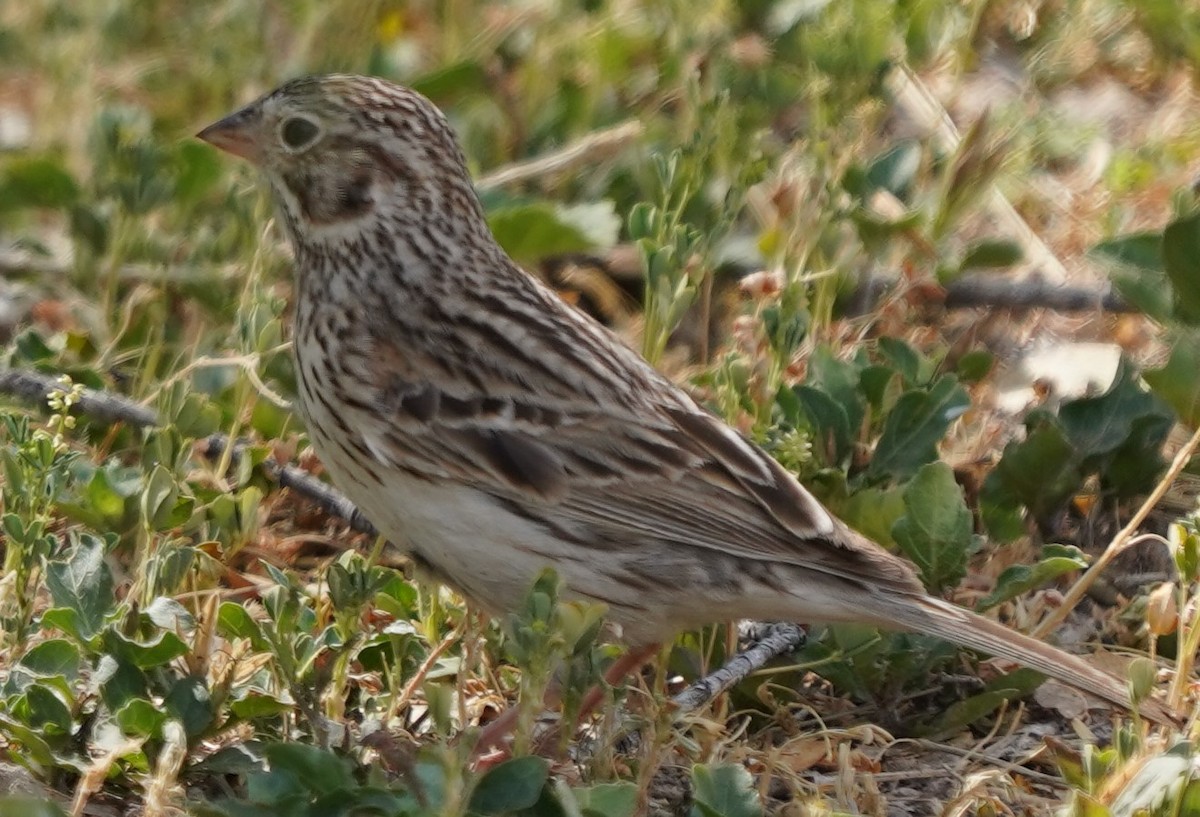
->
[361,370,923,595]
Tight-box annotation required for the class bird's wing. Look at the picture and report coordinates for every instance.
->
[351,266,921,595]
[360,370,923,596]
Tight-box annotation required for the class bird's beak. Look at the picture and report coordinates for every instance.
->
[196,106,262,163]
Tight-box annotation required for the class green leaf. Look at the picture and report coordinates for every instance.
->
[85,467,129,521]
[1176,526,1200,582]
[1145,329,1200,427]
[762,306,809,359]
[69,203,109,255]
[144,597,195,633]
[839,485,905,549]
[1092,231,1171,319]
[44,532,114,642]
[690,763,761,817]
[173,392,222,438]
[859,364,904,414]
[409,60,489,100]
[1126,657,1157,703]
[976,544,1089,611]
[229,692,292,720]
[116,698,168,737]
[0,798,68,817]
[164,676,214,738]
[11,683,73,739]
[850,205,925,246]
[795,625,883,700]
[1163,212,1200,324]
[0,714,59,773]
[868,375,969,481]
[792,385,850,466]
[151,543,198,597]
[1058,360,1166,460]
[864,141,922,202]
[959,239,1023,270]
[11,328,55,364]
[980,416,1079,535]
[877,337,923,386]
[260,743,356,797]
[0,155,79,210]
[627,202,657,241]
[468,756,549,814]
[805,346,866,437]
[955,349,994,383]
[173,140,222,203]
[373,575,419,619]
[97,655,148,712]
[2,513,24,544]
[103,629,189,669]
[18,639,81,680]
[141,464,179,530]
[1103,411,1172,497]
[574,782,639,817]
[1113,268,1174,322]
[891,463,971,593]
[487,202,594,264]
[1092,231,1162,271]
[919,668,1044,737]
[1180,780,1200,817]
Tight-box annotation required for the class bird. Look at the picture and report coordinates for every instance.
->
[197,74,1177,729]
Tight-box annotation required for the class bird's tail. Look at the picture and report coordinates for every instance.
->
[876,593,1180,728]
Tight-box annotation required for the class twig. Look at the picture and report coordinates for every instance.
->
[0,248,244,284]
[199,435,378,536]
[941,275,1133,313]
[0,368,157,427]
[142,350,293,411]
[389,623,463,725]
[595,623,806,760]
[476,120,645,191]
[1033,423,1200,639]
[0,367,378,537]
[672,622,806,714]
[883,738,1068,788]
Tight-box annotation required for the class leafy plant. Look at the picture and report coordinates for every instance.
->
[981,360,1174,542]
[1,379,81,647]
[1,0,1196,813]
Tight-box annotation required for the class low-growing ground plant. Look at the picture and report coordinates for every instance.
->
[1,0,1199,814]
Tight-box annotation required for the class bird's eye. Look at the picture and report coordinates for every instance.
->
[280,116,321,151]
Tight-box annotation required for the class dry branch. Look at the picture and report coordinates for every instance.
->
[0,367,378,537]
[672,622,807,714]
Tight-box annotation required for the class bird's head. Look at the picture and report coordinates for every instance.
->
[198,75,484,251]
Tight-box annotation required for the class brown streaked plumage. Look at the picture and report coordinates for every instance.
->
[198,75,1178,727]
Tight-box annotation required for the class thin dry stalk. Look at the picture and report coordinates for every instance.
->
[388,623,463,725]
[1033,424,1200,639]
[476,120,644,191]
[143,720,187,817]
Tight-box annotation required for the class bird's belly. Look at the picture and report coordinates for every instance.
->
[304,427,559,611]
[365,480,554,610]
[297,387,725,644]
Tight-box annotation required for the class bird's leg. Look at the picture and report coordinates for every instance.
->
[570,643,662,732]
[472,643,661,761]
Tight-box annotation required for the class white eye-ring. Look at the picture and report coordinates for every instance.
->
[279,114,322,152]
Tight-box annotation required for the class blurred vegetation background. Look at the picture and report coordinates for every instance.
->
[2,0,1200,814]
